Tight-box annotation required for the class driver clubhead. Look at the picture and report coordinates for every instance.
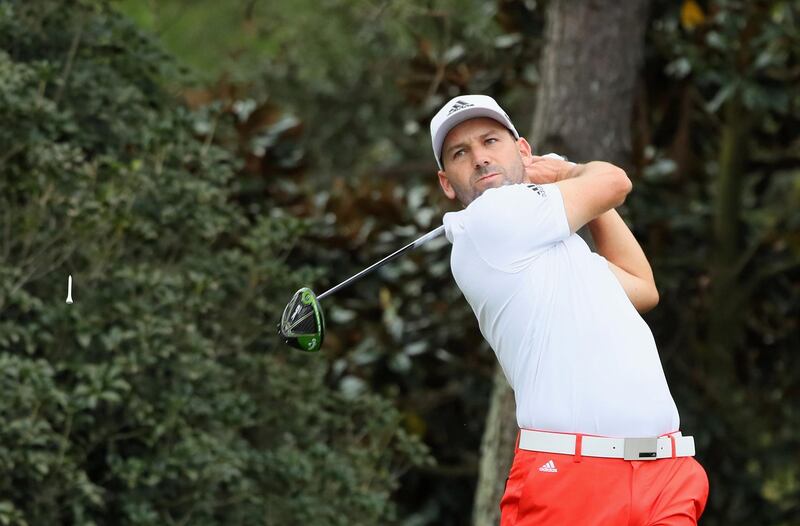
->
[279,287,325,352]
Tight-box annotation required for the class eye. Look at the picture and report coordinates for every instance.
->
[452,149,466,159]
[485,137,498,145]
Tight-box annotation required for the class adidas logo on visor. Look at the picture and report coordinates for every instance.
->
[447,100,474,115]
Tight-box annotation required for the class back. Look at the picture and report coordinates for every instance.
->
[443,183,679,437]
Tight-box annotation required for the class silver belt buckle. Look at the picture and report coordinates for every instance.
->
[623,437,659,460]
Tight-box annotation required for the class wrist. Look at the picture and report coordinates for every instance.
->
[560,163,581,181]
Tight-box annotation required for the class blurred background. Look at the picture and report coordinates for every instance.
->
[0,0,797,524]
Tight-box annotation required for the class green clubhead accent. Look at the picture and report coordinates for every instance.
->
[279,287,325,352]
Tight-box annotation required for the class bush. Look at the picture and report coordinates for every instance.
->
[0,1,428,524]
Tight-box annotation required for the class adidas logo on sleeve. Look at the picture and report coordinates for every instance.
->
[526,183,547,198]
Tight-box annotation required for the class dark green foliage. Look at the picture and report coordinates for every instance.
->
[119,0,800,524]
[639,2,800,524]
[0,1,428,524]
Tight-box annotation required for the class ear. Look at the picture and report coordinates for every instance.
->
[517,137,533,166]
[437,170,457,200]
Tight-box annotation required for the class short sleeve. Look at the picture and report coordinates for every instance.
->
[462,183,570,272]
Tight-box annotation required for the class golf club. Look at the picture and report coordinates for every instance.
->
[279,224,445,352]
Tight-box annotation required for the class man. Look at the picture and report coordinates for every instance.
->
[430,95,708,525]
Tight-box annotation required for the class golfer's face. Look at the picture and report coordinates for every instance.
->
[437,118,530,206]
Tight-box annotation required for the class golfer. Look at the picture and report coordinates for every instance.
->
[430,95,709,525]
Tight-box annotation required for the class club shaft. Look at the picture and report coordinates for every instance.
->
[317,225,445,301]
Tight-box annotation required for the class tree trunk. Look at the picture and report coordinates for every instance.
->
[470,366,518,525]
[531,0,649,168]
[709,94,749,357]
[471,1,649,524]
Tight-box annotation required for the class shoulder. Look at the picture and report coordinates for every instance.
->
[446,183,571,272]
[473,183,555,205]
[466,183,559,222]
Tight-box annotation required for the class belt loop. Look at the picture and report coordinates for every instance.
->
[573,434,583,463]
[669,435,676,459]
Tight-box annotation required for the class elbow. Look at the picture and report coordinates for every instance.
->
[611,167,632,207]
[638,284,660,313]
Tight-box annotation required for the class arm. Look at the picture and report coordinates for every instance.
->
[588,210,659,313]
[527,156,657,312]
[526,157,632,233]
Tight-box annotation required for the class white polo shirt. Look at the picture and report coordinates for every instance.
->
[443,183,679,438]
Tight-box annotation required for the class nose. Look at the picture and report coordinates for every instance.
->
[471,146,491,168]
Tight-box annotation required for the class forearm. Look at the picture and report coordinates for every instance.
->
[589,209,659,312]
[588,210,652,280]
[553,161,632,233]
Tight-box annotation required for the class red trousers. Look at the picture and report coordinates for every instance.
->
[500,442,708,525]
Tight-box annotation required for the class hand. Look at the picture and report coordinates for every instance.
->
[525,154,575,184]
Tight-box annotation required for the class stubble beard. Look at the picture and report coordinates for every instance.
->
[454,157,526,206]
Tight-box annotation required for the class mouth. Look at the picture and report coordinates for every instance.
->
[476,172,500,183]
